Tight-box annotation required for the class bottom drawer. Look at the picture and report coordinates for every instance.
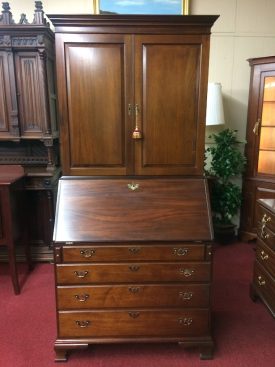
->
[253,261,275,314]
[58,309,210,338]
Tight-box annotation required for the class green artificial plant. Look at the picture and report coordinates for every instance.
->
[205,129,246,227]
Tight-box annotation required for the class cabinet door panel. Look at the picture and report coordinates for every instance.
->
[58,34,133,175]
[134,35,209,175]
[15,52,46,138]
[0,51,19,139]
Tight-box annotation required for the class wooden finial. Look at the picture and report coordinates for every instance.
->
[0,2,14,24]
[33,1,46,25]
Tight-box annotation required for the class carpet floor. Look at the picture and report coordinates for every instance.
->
[0,242,274,367]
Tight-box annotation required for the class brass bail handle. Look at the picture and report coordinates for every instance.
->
[132,104,143,139]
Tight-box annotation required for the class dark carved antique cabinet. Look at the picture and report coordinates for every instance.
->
[0,2,59,260]
[48,14,218,361]
[240,57,275,241]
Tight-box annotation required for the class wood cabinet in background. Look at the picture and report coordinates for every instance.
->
[0,2,59,260]
[240,56,275,241]
[250,198,275,317]
[51,15,215,176]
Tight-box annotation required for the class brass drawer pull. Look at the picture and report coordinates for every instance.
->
[128,311,140,318]
[127,183,139,191]
[257,275,266,286]
[260,250,269,261]
[74,270,89,278]
[178,317,193,326]
[129,265,140,272]
[261,214,271,225]
[179,291,193,300]
[80,249,96,258]
[128,247,141,254]
[128,286,140,294]
[173,248,188,256]
[74,294,90,302]
[75,320,91,328]
[179,268,194,277]
[260,227,270,240]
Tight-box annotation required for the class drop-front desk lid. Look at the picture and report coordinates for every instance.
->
[53,177,213,243]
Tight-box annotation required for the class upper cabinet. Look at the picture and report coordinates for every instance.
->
[49,15,218,176]
[0,2,58,146]
[240,56,275,240]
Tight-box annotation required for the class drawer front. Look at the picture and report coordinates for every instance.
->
[253,261,275,314]
[257,205,275,233]
[57,284,210,309]
[256,239,275,277]
[58,309,210,338]
[61,244,206,262]
[56,263,211,284]
[257,224,275,251]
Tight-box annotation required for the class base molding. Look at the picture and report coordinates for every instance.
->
[54,336,214,362]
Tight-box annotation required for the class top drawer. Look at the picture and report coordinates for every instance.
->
[257,200,275,233]
[60,243,206,263]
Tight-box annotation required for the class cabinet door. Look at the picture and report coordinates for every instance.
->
[56,33,133,176]
[257,72,275,176]
[134,35,209,175]
[0,51,19,139]
[15,52,47,138]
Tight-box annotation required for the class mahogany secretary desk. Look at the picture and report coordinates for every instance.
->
[48,14,218,361]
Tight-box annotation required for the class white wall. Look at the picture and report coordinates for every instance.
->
[6,0,275,141]
[192,0,275,141]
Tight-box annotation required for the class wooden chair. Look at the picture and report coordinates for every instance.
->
[0,165,33,294]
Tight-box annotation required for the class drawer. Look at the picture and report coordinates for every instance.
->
[61,243,206,262]
[58,309,210,338]
[56,262,211,284]
[257,224,275,251]
[256,238,275,277]
[253,261,275,314]
[257,204,275,233]
[57,283,210,309]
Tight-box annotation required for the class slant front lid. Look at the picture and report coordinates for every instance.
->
[53,178,213,242]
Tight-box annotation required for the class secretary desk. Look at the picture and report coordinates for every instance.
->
[48,14,218,361]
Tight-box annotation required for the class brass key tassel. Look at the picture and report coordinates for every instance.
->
[132,104,142,139]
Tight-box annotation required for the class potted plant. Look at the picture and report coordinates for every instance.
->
[205,129,246,243]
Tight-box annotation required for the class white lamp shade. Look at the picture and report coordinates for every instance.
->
[206,82,225,126]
